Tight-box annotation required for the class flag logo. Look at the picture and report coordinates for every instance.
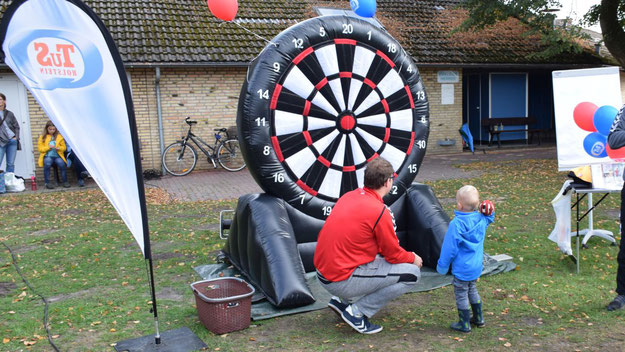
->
[8,29,103,90]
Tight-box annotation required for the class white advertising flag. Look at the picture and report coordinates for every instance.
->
[552,67,623,171]
[1,0,150,256]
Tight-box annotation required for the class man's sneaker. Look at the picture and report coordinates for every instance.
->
[328,296,348,317]
[45,183,55,189]
[341,305,383,334]
[607,295,625,311]
[77,179,85,187]
[63,182,71,188]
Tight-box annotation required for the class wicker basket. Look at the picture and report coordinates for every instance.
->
[190,277,255,334]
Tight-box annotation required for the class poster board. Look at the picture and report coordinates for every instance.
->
[591,163,625,190]
[552,67,623,171]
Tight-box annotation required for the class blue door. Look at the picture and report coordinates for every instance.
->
[466,74,484,143]
[490,73,528,141]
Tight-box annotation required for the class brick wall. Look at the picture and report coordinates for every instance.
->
[151,67,246,171]
[419,68,464,154]
[16,65,465,181]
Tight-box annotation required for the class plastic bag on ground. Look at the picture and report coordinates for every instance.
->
[5,172,25,192]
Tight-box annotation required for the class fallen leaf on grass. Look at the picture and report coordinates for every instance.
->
[249,337,256,341]
[23,340,37,346]
[3,338,10,344]
[504,342,511,347]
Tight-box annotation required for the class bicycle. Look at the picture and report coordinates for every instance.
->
[162,117,246,176]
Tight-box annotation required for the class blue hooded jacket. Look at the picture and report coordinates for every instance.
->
[436,210,495,281]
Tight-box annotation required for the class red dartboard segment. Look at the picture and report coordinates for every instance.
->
[317,155,331,167]
[334,38,356,46]
[405,85,415,109]
[381,99,389,114]
[302,131,313,146]
[292,46,314,64]
[406,131,416,155]
[315,77,328,90]
[339,71,352,78]
[296,179,318,196]
[270,84,283,110]
[376,49,395,68]
[271,136,284,162]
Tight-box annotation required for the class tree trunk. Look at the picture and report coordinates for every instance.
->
[600,0,625,69]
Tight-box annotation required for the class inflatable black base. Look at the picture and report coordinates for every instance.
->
[221,183,450,308]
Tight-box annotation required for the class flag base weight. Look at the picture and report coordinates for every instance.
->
[114,327,206,352]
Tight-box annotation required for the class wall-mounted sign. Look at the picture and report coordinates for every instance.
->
[437,70,459,83]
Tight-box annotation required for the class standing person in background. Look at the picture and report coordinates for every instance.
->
[607,104,625,311]
[0,93,20,173]
[38,120,69,189]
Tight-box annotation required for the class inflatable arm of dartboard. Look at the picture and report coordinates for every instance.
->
[402,184,450,268]
[222,193,316,308]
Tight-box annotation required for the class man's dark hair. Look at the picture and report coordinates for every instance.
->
[0,93,5,101]
[364,157,394,189]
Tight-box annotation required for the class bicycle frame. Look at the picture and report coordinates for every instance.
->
[180,128,224,168]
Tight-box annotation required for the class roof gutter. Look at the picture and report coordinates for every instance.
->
[414,62,612,70]
[125,62,251,68]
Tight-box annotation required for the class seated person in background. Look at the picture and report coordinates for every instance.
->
[38,120,69,189]
[66,143,89,187]
[314,157,422,335]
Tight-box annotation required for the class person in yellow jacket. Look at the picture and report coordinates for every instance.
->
[38,120,69,189]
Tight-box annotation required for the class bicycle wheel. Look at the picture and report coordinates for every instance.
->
[162,142,198,176]
[217,138,246,172]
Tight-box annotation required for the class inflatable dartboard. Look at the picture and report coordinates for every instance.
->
[237,15,429,219]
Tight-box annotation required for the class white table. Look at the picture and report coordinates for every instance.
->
[571,187,618,273]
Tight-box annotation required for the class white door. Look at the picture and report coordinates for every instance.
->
[0,75,35,178]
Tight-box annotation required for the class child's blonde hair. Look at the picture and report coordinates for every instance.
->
[456,185,479,211]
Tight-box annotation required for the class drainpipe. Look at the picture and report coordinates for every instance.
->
[155,67,165,175]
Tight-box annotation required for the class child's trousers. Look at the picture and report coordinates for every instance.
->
[453,277,481,310]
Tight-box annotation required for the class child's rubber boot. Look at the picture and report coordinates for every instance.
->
[450,309,471,333]
[470,302,485,327]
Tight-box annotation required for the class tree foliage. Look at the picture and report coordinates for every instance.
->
[458,0,625,69]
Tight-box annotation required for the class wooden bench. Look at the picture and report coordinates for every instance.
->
[481,117,542,148]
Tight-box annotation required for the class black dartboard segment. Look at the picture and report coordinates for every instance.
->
[237,15,430,220]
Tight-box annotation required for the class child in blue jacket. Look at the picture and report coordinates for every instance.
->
[437,185,495,333]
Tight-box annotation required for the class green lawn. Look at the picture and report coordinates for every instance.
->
[2,158,625,351]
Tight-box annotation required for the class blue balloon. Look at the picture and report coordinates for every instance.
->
[593,105,619,136]
[350,0,376,18]
[583,132,608,158]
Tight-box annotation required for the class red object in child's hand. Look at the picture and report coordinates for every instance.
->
[480,200,494,216]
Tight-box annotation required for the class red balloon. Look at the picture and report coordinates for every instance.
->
[207,0,238,21]
[607,144,625,161]
[573,102,599,132]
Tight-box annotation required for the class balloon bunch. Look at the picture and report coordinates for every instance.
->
[573,102,624,159]
[207,0,238,21]
[350,0,377,18]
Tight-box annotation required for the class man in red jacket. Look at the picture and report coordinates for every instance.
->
[314,157,422,334]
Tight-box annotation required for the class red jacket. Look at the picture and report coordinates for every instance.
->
[314,187,416,282]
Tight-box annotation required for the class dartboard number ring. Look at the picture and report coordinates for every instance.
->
[237,16,430,219]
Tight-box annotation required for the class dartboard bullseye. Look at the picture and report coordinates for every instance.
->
[237,15,429,219]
